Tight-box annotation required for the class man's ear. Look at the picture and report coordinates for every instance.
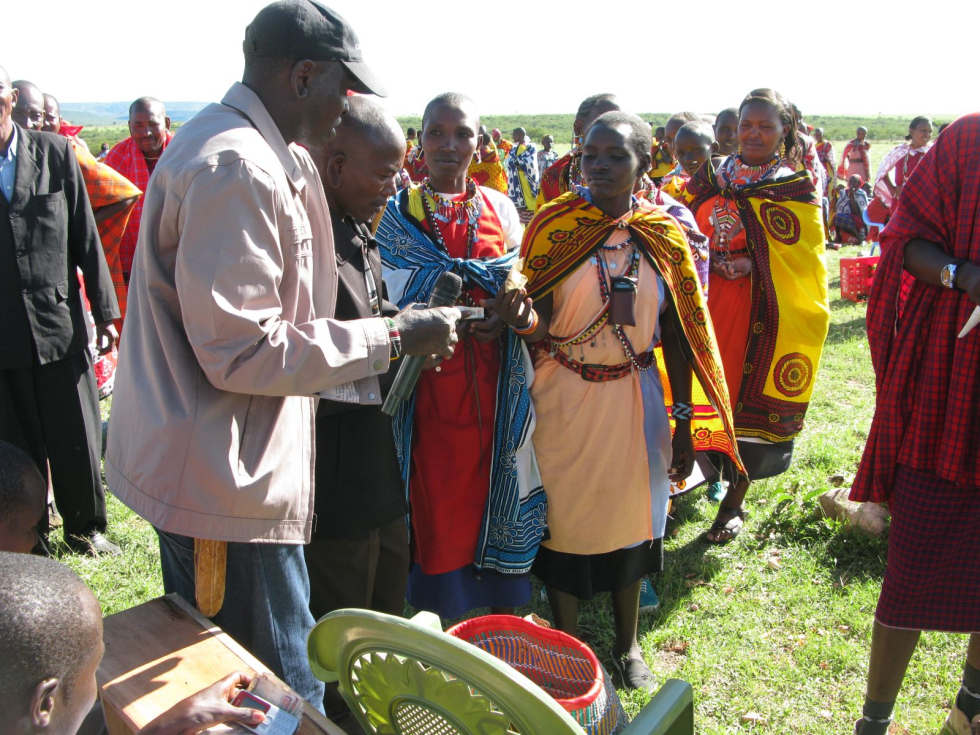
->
[326,152,346,189]
[711,141,719,154]
[291,59,316,100]
[10,88,18,106]
[31,678,60,728]
[164,116,171,131]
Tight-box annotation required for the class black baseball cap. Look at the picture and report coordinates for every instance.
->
[243,0,388,97]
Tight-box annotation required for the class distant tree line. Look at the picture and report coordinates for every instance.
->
[397,113,953,146]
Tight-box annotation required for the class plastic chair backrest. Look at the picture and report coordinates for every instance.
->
[863,206,885,230]
[308,609,586,734]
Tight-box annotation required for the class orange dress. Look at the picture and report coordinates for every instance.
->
[694,198,752,403]
[530,228,672,556]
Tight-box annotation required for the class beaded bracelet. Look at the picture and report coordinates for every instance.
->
[671,402,693,420]
[512,309,539,336]
[383,317,402,360]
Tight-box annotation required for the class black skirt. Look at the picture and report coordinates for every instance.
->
[532,539,664,601]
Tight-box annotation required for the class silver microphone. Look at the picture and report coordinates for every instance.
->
[381,271,463,416]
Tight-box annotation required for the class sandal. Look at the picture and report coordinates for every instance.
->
[705,506,746,544]
[609,652,656,692]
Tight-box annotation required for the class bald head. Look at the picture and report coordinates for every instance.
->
[316,96,405,224]
[0,552,104,735]
[12,80,43,130]
[129,96,165,120]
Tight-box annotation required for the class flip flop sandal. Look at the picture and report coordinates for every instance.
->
[609,653,657,692]
[706,506,746,544]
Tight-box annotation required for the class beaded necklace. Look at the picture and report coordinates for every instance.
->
[718,153,782,190]
[419,178,482,258]
[594,241,652,372]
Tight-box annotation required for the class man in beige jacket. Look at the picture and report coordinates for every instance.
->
[105,1,459,705]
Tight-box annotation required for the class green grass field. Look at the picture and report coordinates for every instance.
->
[50,244,966,734]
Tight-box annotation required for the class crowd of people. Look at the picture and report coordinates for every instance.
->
[0,1,977,734]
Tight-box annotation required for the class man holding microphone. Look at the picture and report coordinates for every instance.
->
[105,0,459,705]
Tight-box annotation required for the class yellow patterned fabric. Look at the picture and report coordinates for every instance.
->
[742,196,829,437]
[520,192,745,472]
[468,150,508,194]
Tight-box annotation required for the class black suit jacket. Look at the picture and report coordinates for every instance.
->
[0,126,119,369]
[312,211,405,540]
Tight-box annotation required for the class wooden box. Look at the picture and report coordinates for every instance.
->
[97,594,342,735]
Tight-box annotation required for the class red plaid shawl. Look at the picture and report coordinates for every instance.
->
[851,113,980,502]
[104,133,173,274]
[71,142,142,326]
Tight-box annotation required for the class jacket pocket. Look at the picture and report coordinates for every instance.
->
[28,194,70,288]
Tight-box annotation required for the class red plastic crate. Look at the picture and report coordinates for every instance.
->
[840,256,879,302]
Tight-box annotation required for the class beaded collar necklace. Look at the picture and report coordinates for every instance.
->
[419,177,482,258]
[719,153,782,189]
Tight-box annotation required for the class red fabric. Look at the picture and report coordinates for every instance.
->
[71,142,142,328]
[539,153,572,203]
[410,191,507,574]
[851,113,980,503]
[875,465,980,632]
[865,196,889,242]
[889,151,926,215]
[104,133,173,274]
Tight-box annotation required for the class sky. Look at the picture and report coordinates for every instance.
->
[4,0,970,118]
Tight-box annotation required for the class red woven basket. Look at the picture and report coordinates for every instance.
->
[447,615,627,735]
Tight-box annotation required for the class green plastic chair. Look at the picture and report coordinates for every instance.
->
[307,609,694,735]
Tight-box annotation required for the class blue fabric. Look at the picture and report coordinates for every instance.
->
[376,194,546,576]
[0,124,18,203]
[407,562,531,619]
[155,529,325,708]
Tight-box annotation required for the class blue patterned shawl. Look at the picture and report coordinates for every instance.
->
[376,194,546,575]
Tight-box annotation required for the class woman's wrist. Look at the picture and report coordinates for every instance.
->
[511,308,539,336]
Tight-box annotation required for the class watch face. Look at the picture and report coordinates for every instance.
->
[942,264,955,287]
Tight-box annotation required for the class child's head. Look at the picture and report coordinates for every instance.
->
[856,126,868,141]
[812,127,825,143]
[0,442,45,554]
[713,108,739,156]
[673,121,716,177]
[663,111,701,157]
[0,552,104,735]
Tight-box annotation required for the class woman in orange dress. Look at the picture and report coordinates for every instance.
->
[496,112,740,690]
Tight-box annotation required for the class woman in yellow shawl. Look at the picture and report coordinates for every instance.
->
[495,111,742,690]
[686,88,830,543]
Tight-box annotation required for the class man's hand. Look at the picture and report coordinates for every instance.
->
[137,672,262,735]
[95,321,119,355]
[394,305,461,358]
